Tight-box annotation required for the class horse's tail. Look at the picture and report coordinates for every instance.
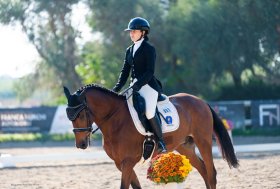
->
[208,105,239,168]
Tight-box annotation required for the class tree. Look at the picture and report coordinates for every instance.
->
[0,0,82,94]
[165,0,280,99]
[13,60,63,105]
[3,0,280,103]
[84,0,280,99]
[244,0,280,85]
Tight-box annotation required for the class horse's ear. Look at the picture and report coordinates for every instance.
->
[63,86,71,100]
[78,89,86,102]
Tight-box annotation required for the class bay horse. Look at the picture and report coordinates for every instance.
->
[63,84,239,189]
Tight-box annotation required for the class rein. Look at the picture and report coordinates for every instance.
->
[97,103,122,126]
[66,89,123,146]
[68,99,121,134]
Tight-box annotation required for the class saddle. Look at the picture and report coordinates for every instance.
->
[131,91,179,160]
[132,91,165,132]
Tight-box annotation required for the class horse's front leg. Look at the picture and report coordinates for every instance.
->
[120,158,138,189]
[115,160,141,189]
[130,169,141,189]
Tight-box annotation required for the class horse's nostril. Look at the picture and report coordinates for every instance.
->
[81,142,87,149]
[76,141,87,149]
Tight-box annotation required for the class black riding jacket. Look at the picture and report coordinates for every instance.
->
[113,40,162,93]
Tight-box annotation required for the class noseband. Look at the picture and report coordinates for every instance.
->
[72,108,93,133]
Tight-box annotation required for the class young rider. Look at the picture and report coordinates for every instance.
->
[112,17,167,153]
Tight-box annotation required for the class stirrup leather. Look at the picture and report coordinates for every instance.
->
[157,141,167,153]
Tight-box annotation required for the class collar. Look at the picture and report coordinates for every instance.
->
[133,38,144,56]
[134,38,144,45]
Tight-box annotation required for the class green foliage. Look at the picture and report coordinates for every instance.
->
[85,0,280,100]
[13,75,36,102]
[1,0,280,103]
[0,0,82,102]
[13,61,64,104]
[218,79,280,100]
[0,0,27,24]
[0,133,43,142]
[86,0,167,89]
[0,76,16,99]
[233,127,280,136]
[76,41,117,87]
[162,0,280,98]
[0,133,102,143]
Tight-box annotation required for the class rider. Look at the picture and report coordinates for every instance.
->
[112,17,167,153]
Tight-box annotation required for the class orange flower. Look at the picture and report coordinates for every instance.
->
[147,152,192,184]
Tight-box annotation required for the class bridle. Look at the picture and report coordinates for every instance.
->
[66,101,99,135]
[65,90,123,143]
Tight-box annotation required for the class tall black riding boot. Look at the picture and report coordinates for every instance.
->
[149,115,167,153]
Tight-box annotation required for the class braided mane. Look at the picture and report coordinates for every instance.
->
[76,83,125,99]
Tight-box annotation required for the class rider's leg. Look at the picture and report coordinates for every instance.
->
[148,114,167,153]
[138,84,167,153]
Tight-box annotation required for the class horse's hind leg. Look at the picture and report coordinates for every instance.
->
[176,145,211,189]
[195,137,217,189]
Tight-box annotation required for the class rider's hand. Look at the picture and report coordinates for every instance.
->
[132,83,141,91]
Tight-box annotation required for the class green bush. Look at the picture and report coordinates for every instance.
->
[232,127,280,136]
[0,133,102,143]
[217,81,280,100]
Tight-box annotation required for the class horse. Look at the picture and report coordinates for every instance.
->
[63,84,239,189]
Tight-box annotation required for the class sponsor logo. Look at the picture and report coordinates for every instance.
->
[165,116,173,125]
[259,104,280,126]
[163,108,171,113]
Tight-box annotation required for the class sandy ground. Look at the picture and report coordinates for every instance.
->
[1,137,280,189]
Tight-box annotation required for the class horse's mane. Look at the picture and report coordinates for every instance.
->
[76,83,125,99]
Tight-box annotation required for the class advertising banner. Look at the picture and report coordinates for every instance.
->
[0,107,57,133]
[49,105,72,134]
[251,100,280,127]
[209,101,246,129]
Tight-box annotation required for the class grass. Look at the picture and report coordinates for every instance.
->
[0,133,102,143]
[0,127,279,143]
[232,127,280,136]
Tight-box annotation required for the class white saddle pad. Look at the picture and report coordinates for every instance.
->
[126,91,180,135]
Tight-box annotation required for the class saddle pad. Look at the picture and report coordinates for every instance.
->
[127,94,180,135]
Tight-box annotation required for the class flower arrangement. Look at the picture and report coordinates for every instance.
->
[147,152,192,184]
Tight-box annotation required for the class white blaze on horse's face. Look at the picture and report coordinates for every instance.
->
[72,109,90,149]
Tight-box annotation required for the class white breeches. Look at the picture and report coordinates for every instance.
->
[138,84,158,119]
[130,80,158,119]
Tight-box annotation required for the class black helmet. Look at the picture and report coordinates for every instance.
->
[124,17,150,33]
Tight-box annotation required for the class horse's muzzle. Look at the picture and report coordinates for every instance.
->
[76,140,88,149]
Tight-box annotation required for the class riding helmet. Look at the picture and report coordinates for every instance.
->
[124,17,150,33]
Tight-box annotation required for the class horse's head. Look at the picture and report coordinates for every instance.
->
[63,86,93,149]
